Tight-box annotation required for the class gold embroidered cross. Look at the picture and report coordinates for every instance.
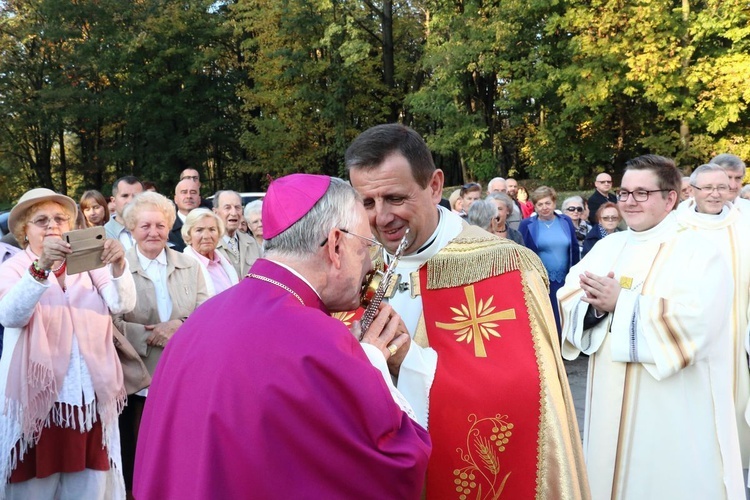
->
[435,285,516,357]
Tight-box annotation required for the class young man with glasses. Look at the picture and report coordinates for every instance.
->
[675,163,750,469]
[558,155,744,499]
[587,172,617,225]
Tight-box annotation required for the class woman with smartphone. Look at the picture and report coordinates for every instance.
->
[0,188,135,498]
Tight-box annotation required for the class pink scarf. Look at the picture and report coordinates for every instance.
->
[1,248,125,442]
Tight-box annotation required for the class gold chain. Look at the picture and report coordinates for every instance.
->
[246,273,305,306]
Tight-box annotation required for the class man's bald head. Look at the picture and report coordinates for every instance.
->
[594,173,613,196]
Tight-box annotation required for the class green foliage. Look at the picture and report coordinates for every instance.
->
[1,0,749,205]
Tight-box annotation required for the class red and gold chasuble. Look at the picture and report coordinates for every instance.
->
[335,228,589,499]
[421,267,541,499]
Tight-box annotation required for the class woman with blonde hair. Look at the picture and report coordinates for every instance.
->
[113,191,208,493]
[182,208,239,296]
[518,186,579,335]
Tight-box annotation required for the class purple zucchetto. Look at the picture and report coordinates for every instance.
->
[262,174,332,239]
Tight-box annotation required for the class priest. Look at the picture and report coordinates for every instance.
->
[675,163,750,474]
[133,174,431,499]
[346,124,590,499]
[558,155,745,499]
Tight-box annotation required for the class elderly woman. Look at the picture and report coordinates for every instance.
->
[466,199,497,232]
[582,202,621,257]
[518,186,579,335]
[561,196,591,257]
[113,191,208,493]
[244,200,264,252]
[0,188,135,498]
[79,190,110,228]
[487,193,524,244]
[182,208,239,296]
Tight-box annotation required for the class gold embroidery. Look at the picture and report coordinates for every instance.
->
[331,311,355,327]
[454,414,514,499]
[435,285,516,357]
[619,276,633,290]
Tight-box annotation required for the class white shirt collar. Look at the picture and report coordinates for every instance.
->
[136,245,167,270]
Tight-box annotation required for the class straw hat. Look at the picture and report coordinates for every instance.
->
[8,188,78,232]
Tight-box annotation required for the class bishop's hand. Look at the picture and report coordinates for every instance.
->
[354,303,410,375]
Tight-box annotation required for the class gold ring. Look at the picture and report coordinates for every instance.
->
[387,344,398,357]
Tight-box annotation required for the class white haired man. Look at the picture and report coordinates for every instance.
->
[676,163,750,473]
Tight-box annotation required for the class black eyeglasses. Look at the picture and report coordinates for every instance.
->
[319,228,383,251]
[617,189,671,202]
[565,206,584,213]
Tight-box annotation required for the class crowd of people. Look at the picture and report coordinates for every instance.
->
[0,124,748,499]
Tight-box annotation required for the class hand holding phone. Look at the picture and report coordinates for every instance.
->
[62,226,106,274]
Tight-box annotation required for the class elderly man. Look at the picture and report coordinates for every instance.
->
[587,172,617,224]
[213,190,261,277]
[346,124,589,499]
[676,164,750,468]
[104,175,143,250]
[710,153,750,214]
[487,176,507,194]
[134,174,431,498]
[558,155,744,499]
[168,179,200,251]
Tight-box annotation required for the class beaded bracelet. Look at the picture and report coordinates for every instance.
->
[29,259,50,283]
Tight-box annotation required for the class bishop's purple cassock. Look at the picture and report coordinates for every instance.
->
[134,258,431,499]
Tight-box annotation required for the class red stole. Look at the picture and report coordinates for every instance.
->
[420,267,541,499]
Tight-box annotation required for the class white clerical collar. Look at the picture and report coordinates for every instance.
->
[136,246,167,270]
[269,260,322,301]
[693,204,729,220]
[387,205,463,267]
[628,211,677,243]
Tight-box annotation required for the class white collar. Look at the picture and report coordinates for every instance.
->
[136,245,167,269]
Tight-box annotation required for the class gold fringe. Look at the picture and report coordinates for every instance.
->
[425,226,550,291]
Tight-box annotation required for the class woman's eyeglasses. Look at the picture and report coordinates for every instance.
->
[28,215,71,228]
[565,206,584,213]
[601,216,619,222]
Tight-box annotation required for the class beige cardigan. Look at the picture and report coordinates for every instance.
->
[113,247,209,375]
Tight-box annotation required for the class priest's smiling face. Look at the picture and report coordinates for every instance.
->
[349,152,443,255]
[618,169,677,232]
[692,170,730,215]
